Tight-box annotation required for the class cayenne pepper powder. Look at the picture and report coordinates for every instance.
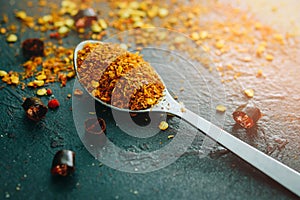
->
[77,42,165,110]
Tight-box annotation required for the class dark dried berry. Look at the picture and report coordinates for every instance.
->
[232,105,261,129]
[22,38,44,59]
[51,150,75,176]
[73,8,97,28]
[22,97,48,121]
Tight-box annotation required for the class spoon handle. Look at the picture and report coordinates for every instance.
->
[177,108,300,196]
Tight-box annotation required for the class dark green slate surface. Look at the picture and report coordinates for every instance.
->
[0,0,299,199]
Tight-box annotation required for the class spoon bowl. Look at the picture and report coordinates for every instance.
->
[73,40,182,114]
[73,40,300,196]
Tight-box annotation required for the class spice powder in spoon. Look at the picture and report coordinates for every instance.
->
[77,42,165,110]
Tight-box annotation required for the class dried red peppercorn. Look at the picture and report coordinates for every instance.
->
[51,150,75,176]
[22,97,48,121]
[49,32,60,39]
[48,98,60,109]
[232,105,262,129]
[22,38,44,59]
[85,117,106,135]
[46,88,53,96]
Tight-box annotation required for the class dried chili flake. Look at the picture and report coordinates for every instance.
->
[168,135,174,139]
[37,88,47,96]
[6,34,18,43]
[232,105,261,129]
[46,88,53,95]
[244,88,254,98]
[49,32,60,39]
[159,121,169,131]
[0,70,8,77]
[48,98,60,109]
[216,104,226,112]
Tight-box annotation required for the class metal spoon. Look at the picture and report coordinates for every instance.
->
[74,40,300,196]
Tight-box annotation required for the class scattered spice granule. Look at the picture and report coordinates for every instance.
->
[46,88,53,95]
[265,54,274,61]
[216,104,227,112]
[168,135,174,139]
[256,69,263,78]
[159,121,169,131]
[244,88,254,98]
[74,88,83,96]
[0,70,8,77]
[36,88,47,96]
[6,34,18,43]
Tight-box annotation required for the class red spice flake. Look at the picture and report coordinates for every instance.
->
[46,88,53,95]
[232,105,261,129]
[49,32,60,39]
[48,98,60,109]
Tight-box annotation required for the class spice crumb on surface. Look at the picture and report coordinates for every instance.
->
[6,34,18,43]
[216,104,227,112]
[244,88,255,98]
[159,121,169,131]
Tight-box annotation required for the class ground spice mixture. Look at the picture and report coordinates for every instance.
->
[0,0,298,90]
[77,42,165,110]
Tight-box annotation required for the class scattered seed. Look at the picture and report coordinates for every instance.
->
[46,88,53,95]
[159,121,169,131]
[37,88,47,96]
[266,54,274,61]
[36,74,47,80]
[158,8,169,18]
[216,104,227,112]
[6,34,18,43]
[33,80,45,87]
[244,88,254,98]
[168,135,174,139]
[58,26,69,35]
[0,70,8,77]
